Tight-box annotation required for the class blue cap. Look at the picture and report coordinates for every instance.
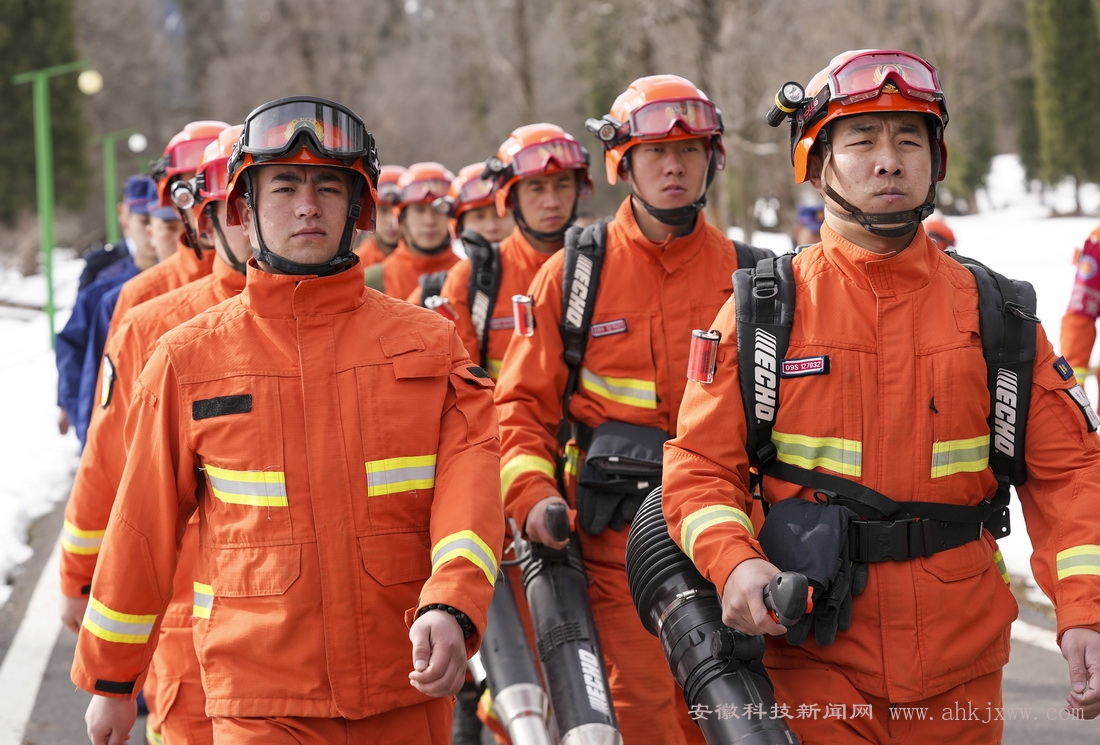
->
[125,176,157,215]
[797,204,824,230]
[147,196,180,221]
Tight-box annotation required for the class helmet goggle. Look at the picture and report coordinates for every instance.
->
[400,179,451,205]
[457,176,495,206]
[378,184,402,206]
[196,158,230,201]
[232,96,371,171]
[510,138,588,179]
[629,97,722,139]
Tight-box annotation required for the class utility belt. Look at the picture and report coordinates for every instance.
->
[570,420,668,536]
[847,514,985,563]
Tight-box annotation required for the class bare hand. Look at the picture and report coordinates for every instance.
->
[523,496,570,550]
[85,694,136,744]
[721,558,787,637]
[58,407,71,435]
[408,610,467,697]
[61,595,89,634]
[1061,627,1100,719]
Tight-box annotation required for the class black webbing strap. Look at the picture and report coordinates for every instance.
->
[462,229,502,371]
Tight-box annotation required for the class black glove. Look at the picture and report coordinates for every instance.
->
[576,485,645,535]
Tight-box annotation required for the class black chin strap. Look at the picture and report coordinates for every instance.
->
[246,172,363,277]
[634,192,706,228]
[513,199,578,245]
[205,204,248,275]
[823,181,936,238]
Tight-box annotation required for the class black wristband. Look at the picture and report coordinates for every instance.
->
[418,603,476,639]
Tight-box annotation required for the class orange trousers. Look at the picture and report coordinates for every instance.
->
[770,665,1004,744]
[586,555,706,745]
[209,698,452,744]
[149,625,212,745]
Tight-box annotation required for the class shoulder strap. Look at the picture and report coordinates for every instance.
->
[418,270,449,306]
[462,230,502,370]
[947,250,1039,490]
[364,262,385,292]
[559,221,608,436]
[733,239,776,269]
[734,252,797,468]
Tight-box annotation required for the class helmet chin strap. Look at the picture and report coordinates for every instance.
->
[512,199,578,244]
[634,193,705,227]
[820,153,936,239]
[205,204,248,275]
[245,172,363,277]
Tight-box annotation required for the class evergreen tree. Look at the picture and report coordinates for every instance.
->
[0,0,91,228]
[1025,0,1100,211]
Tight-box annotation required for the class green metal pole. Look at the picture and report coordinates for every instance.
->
[102,134,120,245]
[30,74,57,348]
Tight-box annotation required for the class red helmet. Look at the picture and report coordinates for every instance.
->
[394,162,455,213]
[153,120,230,207]
[789,49,949,184]
[182,124,245,207]
[437,162,497,228]
[923,218,956,249]
[225,96,380,231]
[377,165,407,207]
[485,123,593,217]
[586,75,725,185]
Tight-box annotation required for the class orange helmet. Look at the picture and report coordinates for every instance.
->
[585,75,725,185]
[923,218,956,249]
[224,95,380,276]
[153,120,230,207]
[786,49,949,184]
[394,162,455,214]
[168,124,244,211]
[436,162,497,229]
[377,165,407,207]
[485,123,593,217]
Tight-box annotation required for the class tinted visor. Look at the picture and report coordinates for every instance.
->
[456,176,494,206]
[240,97,369,162]
[629,98,721,139]
[166,138,211,175]
[197,157,230,200]
[511,138,587,179]
[400,179,451,205]
[829,51,942,105]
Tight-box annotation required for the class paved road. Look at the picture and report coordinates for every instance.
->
[0,498,1094,745]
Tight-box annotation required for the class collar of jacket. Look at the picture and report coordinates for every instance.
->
[172,236,217,280]
[391,240,457,272]
[211,253,247,301]
[500,227,557,271]
[819,221,940,297]
[241,258,367,318]
[615,196,714,274]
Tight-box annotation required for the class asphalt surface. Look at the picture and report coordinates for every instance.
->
[0,498,1093,745]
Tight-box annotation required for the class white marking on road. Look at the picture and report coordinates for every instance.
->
[0,536,64,743]
[1011,618,1061,654]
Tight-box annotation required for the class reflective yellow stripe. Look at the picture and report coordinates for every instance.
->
[580,368,657,409]
[61,520,103,556]
[205,465,288,507]
[1073,367,1089,385]
[563,443,581,479]
[432,530,498,584]
[146,720,163,745]
[193,582,213,619]
[681,505,754,563]
[501,454,556,498]
[82,597,156,644]
[930,435,990,478]
[486,358,503,380]
[1056,544,1100,579]
[366,454,437,496]
[773,431,862,477]
[993,549,1010,584]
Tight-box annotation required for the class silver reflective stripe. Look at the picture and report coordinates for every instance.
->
[193,582,213,619]
[366,455,437,496]
[205,465,288,507]
[82,597,156,644]
[61,520,103,555]
[431,531,498,584]
[580,368,657,409]
[773,431,862,477]
[930,435,989,478]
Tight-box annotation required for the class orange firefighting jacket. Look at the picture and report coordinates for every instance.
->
[71,260,504,719]
[441,228,556,379]
[376,240,460,299]
[1060,226,1100,382]
[354,234,394,267]
[61,258,246,603]
[494,198,742,564]
[663,224,1100,702]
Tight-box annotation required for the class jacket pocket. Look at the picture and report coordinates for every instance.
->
[205,544,301,597]
[360,532,432,586]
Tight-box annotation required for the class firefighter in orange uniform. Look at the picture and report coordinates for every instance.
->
[438,125,591,378]
[493,75,755,745]
[441,162,515,248]
[61,125,249,745]
[1061,225,1100,386]
[72,96,504,745]
[354,164,406,265]
[366,161,459,298]
[662,49,1100,743]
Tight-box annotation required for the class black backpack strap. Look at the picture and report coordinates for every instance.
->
[734,252,797,469]
[733,240,776,270]
[559,221,608,446]
[418,270,450,307]
[462,229,502,371]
